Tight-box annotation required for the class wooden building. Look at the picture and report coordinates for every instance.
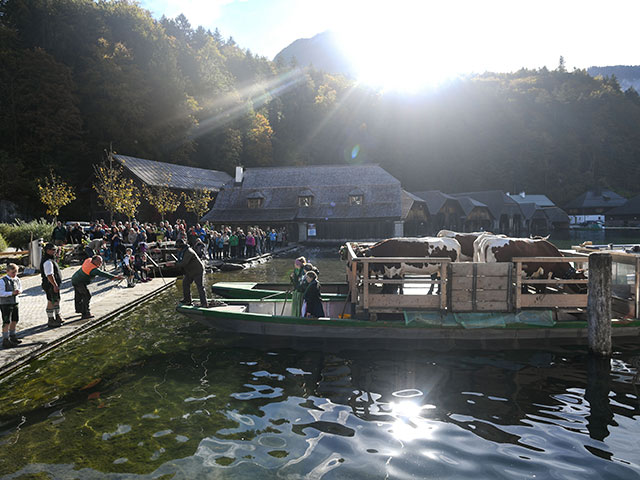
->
[564,189,626,226]
[508,193,569,234]
[412,191,493,234]
[111,154,232,222]
[203,165,428,242]
[605,194,640,227]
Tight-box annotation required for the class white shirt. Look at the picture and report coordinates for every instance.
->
[0,275,22,297]
[43,259,55,277]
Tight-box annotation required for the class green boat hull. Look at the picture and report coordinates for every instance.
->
[177,300,640,350]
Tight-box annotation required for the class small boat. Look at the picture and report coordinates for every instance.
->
[176,299,640,350]
[211,281,349,300]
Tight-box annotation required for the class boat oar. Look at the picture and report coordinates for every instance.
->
[280,290,291,316]
[339,291,352,318]
[261,289,288,301]
[146,254,166,285]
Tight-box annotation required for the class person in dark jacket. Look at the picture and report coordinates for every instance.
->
[302,271,324,318]
[173,239,208,306]
[40,243,64,327]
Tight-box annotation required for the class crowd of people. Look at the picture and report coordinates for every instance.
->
[52,219,290,265]
[1,219,301,349]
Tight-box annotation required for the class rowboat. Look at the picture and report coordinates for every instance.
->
[211,281,349,300]
[176,298,640,350]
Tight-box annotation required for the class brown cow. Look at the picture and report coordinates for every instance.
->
[437,230,490,261]
[481,236,586,292]
[355,237,461,294]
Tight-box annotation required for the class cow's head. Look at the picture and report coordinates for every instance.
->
[564,266,588,293]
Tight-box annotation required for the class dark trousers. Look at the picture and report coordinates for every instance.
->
[73,283,92,315]
[183,272,207,306]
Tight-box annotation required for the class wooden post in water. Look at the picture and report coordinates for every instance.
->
[587,253,612,356]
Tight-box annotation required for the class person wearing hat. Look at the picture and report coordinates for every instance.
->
[40,243,64,328]
[171,238,208,306]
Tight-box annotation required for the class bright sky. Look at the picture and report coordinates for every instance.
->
[140,0,639,90]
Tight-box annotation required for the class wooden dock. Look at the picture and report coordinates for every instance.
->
[0,266,176,377]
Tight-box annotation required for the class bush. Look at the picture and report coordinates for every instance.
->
[0,233,7,252]
[0,219,55,249]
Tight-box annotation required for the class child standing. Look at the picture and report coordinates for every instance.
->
[122,248,135,287]
[0,264,23,348]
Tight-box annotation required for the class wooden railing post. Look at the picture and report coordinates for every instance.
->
[635,257,640,319]
[515,261,522,310]
[363,259,369,310]
[588,253,612,356]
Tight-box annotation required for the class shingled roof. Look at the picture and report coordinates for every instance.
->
[412,191,457,216]
[203,164,403,223]
[564,189,626,210]
[449,190,521,219]
[113,154,232,191]
[605,194,640,216]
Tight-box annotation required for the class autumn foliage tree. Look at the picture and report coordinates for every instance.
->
[182,189,214,221]
[37,172,76,219]
[93,161,140,221]
[142,179,181,221]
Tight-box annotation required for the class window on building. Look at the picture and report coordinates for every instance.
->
[298,196,313,207]
[247,198,263,208]
[349,195,364,206]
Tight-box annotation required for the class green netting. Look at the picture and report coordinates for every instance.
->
[404,310,556,329]
[454,313,506,329]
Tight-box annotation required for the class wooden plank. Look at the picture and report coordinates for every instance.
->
[453,301,510,312]
[363,256,451,263]
[516,262,522,309]
[451,263,475,275]
[363,260,369,310]
[476,290,508,302]
[636,257,640,319]
[512,257,588,263]
[451,277,510,290]
[452,290,472,302]
[476,263,513,276]
[522,279,588,285]
[520,294,588,308]
[368,295,440,309]
[440,262,448,310]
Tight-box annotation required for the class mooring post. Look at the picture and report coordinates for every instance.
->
[587,253,612,356]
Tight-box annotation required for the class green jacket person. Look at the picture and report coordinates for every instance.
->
[289,256,306,316]
[72,255,123,319]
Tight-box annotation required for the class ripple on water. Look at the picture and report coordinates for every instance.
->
[102,424,131,441]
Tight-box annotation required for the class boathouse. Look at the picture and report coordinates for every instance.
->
[202,165,428,242]
[564,189,626,226]
[605,194,640,227]
[450,190,523,235]
[412,191,493,234]
[507,192,570,233]
[111,154,232,221]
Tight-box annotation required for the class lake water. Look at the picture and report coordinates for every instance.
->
[0,245,639,479]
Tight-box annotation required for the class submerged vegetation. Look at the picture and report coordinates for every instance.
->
[1,0,640,218]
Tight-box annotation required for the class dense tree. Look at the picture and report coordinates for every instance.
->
[2,0,640,218]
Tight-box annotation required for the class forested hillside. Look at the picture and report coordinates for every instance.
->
[2,0,640,218]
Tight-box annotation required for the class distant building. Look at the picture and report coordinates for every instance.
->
[412,191,493,234]
[564,189,626,226]
[203,165,428,241]
[507,192,569,233]
[451,191,523,235]
[110,154,232,221]
[605,194,640,227]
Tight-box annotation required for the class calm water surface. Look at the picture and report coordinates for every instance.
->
[0,246,639,479]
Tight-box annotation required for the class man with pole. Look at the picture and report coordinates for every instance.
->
[169,239,208,307]
[72,255,123,319]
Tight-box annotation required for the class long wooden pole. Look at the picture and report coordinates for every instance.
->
[587,253,612,356]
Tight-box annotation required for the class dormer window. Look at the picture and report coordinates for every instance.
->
[298,189,314,207]
[246,191,265,208]
[349,194,364,206]
[299,196,313,207]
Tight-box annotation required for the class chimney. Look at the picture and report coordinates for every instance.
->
[235,166,244,184]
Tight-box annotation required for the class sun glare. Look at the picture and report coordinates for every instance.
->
[333,2,474,92]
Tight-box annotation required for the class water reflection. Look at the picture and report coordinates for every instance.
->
[0,250,638,478]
